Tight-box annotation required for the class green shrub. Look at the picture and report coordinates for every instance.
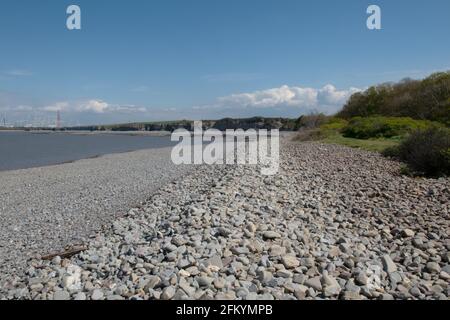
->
[386,127,450,177]
[342,116,438,139]
[320,117,348,131]
[294,117,346,141]
[381,145,401,158]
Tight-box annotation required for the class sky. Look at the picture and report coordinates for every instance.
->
[0,0,449,126]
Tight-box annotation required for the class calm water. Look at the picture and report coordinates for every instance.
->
[0,131,176,171]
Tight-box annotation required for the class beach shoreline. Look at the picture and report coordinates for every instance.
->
[0,145,191,278]
[1,140,448,300]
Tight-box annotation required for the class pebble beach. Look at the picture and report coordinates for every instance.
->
[0,140,449,300]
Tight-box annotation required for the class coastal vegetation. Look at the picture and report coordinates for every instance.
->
[295,71,450,177]
[383,127,450,177]
[294,116,402,152]
[337,71,450,124]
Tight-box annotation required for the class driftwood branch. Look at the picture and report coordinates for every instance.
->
[41,245,88,261]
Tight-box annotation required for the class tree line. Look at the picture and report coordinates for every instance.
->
[337,71,450,125]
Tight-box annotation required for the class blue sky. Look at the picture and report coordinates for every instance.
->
[0,0,449,126]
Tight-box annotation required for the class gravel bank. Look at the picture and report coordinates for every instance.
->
[1,141,449,300]
[0,147,189,277]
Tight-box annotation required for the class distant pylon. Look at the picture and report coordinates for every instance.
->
[56,110,61,128]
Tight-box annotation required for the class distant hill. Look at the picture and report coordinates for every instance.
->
[337,71,450,125]
[67,117,301,132]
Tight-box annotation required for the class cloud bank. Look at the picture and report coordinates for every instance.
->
[42,100,146,114]
[0,95,150,127]
[0,84,361,126]
[212,84,361,114]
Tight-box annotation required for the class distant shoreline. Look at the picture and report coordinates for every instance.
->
[0,116,300,133]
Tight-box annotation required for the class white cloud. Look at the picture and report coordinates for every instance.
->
[5,69,33,77]
[42,102,70,112]
[41,100,147,114]
[113,105,147,113]
[0,105,34,112]
[15,105,34,111]
[0,94,162,126]
[77,99,109,113]
[317,85,361,106]
[205,84,361,114]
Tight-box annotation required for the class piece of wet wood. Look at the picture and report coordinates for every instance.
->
[41,246,88,261]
